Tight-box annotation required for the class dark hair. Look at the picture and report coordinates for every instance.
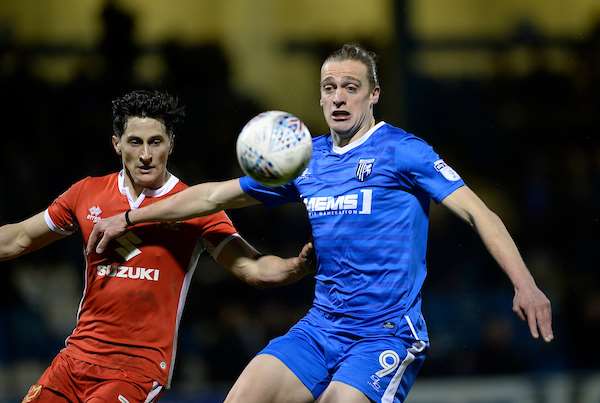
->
[324,43,379,89]
[112,90,185,137]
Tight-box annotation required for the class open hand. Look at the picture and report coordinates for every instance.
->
[513,284,554,342]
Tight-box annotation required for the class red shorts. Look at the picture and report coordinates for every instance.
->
[23,352,163,402]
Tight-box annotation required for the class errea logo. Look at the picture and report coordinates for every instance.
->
[86,206,102,223]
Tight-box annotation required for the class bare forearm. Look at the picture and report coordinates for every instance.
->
[472,210,535,289]
[128,179,256,225]
[475,209,554,341]
[89,180,256,255]
[443,187,553,341]
[0,213,60,261]
[129,183,221,224]
[443,188,536,289]
[240,255,309,288]
[0,224,28,261]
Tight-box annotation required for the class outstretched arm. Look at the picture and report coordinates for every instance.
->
[0,212,65,261]
[215,237,315,288]
[442,186,553,342]
[88,178,259,254]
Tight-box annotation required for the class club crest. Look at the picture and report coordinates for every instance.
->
[356,158,375,182]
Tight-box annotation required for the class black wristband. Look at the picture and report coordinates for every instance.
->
[124,209,133,226]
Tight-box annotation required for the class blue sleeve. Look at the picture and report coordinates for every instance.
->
[239,176,300,207]
[396,136,465,203]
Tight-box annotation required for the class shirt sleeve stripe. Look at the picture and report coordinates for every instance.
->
[210,233,241,259]
[44,209,75,236]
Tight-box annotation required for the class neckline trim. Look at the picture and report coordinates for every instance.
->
[117,170,179,209]
[331,121,386,154]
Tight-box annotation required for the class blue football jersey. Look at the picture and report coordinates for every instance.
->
[240,122,464,341]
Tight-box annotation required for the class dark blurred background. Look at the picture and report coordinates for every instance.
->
[0,0,599,402]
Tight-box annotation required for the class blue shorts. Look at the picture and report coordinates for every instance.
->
[259,311,427,402]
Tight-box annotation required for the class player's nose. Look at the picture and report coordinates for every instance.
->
[333,89,345,106]
[139,144,152,162]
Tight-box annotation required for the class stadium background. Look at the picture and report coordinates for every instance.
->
[0,0,598,402]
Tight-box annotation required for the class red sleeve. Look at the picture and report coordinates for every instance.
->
[195,211,237,249]
[44,178,88,235]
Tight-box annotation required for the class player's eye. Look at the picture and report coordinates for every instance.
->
[322,84,334,93]
[129,138,142,145]
[346,85,358,93]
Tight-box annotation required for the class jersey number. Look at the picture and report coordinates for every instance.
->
[375,350,400,377]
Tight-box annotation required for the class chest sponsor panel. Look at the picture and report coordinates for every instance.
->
[97,264,160,282]
[303,189,372,216]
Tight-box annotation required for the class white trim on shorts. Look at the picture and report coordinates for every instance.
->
[381,341,427,403]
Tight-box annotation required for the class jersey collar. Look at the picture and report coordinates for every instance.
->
[331,121,386,155]
[118,170,180,209]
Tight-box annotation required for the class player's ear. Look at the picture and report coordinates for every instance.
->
[169,135,175,155]
[112,135,122,155]
[370,86,380,105]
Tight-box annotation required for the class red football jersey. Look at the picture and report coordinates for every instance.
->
[44,171,237,387]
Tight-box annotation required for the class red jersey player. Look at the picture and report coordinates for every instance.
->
[0,90,314,402]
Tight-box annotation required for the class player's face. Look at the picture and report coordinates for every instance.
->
[112,117,173,190]
[320,59,380,141]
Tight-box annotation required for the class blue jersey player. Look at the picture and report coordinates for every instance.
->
[89,44,554,403]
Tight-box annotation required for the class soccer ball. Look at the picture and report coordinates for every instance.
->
[236,111,312,187]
